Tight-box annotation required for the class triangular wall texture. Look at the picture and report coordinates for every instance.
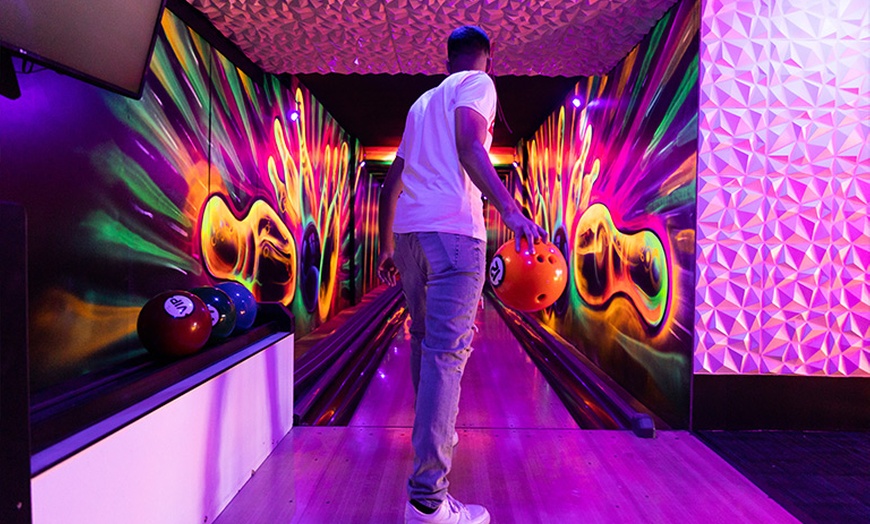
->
[696,0,869,376]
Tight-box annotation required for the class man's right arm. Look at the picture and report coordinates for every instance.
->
[455,106,547,251]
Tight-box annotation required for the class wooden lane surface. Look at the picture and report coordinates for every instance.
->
[349,299,578,430]
[214,427,799,523]
[215,298,798,523]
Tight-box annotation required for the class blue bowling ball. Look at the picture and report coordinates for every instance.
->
[215,281,258,331]
[190,286,237,339]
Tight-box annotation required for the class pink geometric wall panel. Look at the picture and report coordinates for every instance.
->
[696,0,869,376]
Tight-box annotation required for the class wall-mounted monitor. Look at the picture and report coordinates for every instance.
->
[0,0,166,99]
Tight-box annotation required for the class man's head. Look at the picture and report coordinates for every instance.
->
[446,25,491,74]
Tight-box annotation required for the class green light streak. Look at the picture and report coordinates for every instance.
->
[149,37,204,135]
[674,112,698,147]
[212,57,235,125]
[646,55,698,155]
[645,182,696,214]
[622,9,671,133]
[82,211,200,273]
[241,71,263,120]
[91,144,191,228]
[217,53,256,156]
[165,13,211,110]
[264,75,281,110]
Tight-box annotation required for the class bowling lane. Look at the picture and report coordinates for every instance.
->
[349,295,578,430]
[215,291,802,523]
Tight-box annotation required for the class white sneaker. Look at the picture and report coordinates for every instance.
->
[452,431,459,447]
[404,494,490,524]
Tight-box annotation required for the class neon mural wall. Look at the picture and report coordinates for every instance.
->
[507,0,699,426]
[0,10,375,393]
[354,165,383,297]
[696,0,869,376]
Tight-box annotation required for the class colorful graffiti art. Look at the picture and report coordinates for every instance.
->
[506,0,700,426]
[156,16,357,331]
[0,10,365,391]
[353,163,384,299]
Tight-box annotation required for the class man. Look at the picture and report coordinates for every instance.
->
[377,25,547,524]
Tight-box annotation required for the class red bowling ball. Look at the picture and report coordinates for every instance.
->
[137,290,213,357]
[488,238,568,312]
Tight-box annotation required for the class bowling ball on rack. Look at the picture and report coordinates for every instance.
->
[190,286,237,339]
[215,281,258,332]
[488,238,568,312]
[137,290,212,358]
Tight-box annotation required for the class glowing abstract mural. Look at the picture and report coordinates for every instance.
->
[696,0,869,376]
[0,10,368,391]
[505,0,699,426]
[353,164,383,299]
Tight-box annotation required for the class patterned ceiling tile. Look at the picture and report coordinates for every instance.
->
[187,0,680,76]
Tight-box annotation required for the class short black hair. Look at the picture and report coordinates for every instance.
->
[447,26,490,61]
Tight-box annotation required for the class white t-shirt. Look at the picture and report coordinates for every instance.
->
[393,70,497,242]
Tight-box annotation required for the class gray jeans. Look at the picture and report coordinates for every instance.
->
[393,232,486,508]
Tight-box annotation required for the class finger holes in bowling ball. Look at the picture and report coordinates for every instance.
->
[489,238,568,312]
[548,255,556,264]
[137,291,212,358]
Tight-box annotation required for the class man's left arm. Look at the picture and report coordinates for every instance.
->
[376,156,404,286]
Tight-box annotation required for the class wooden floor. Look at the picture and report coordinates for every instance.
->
[215,300,799,523]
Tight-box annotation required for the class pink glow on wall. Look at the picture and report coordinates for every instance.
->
[696,0,869,376]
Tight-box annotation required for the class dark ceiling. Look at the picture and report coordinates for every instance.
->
[295,73,581,149]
